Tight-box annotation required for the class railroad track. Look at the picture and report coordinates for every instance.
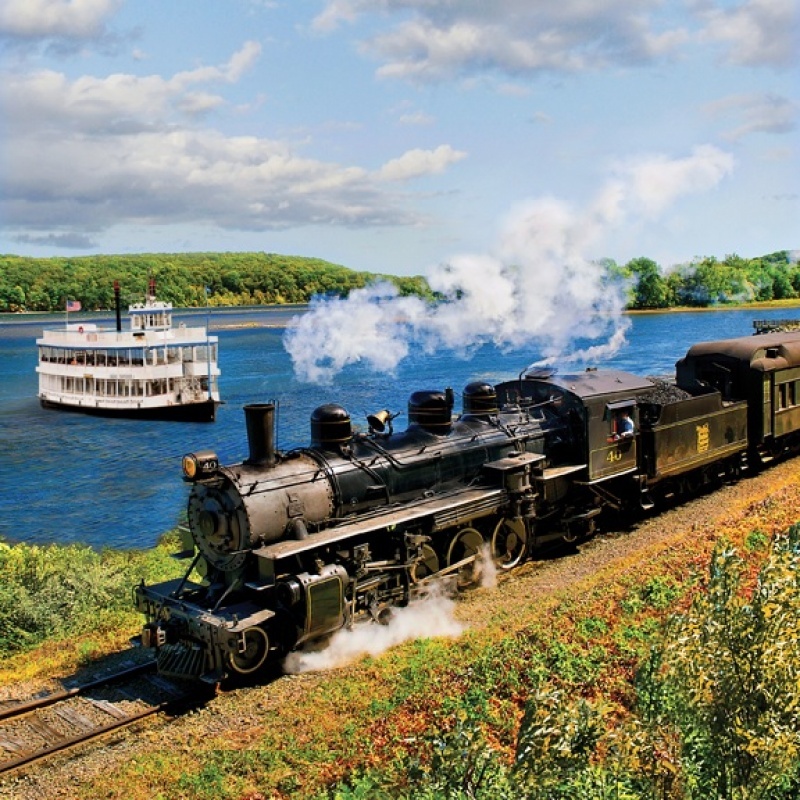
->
[0,659,202,775]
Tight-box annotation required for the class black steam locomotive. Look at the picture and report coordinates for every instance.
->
[135,330,800,682]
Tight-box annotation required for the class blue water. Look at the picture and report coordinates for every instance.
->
[1,304,798,550]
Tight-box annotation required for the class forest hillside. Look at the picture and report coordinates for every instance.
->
[0,249,796,312]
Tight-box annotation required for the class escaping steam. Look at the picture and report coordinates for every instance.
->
[284,201,630,383]
[283,585,464,674]
[284,145,733,383]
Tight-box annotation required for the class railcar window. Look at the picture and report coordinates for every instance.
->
[778,381,798,410]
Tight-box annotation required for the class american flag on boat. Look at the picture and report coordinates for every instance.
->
[66,300,81,312]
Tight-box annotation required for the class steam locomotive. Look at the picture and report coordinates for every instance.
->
[135,330,800,682]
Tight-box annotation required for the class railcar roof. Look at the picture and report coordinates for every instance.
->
[683,331,800,368]
[522,368,654,399]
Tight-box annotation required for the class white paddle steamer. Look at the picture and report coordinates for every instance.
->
[37,282,221,422]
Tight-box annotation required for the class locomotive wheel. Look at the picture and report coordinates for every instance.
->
[446,527,484,588]
[227,626,270,676]
[410,543,440,583]
[491,518,527,570]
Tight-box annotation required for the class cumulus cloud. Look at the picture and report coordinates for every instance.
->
[3,124,422,232]
[311,0,362,34]
[0,0,121,40]
[315,0,795,81]
[610,145,735,218]
[377,145,467,181]
[284,145,734,383]
[696,0,796,69]
[4,41,262,135]
[1,42,465,243]
[315,0,689,81]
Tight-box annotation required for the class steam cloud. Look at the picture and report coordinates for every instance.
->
[283,586,464,673]
[284,145,733,383]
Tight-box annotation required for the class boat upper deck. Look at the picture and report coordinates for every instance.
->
[38,323,218,350]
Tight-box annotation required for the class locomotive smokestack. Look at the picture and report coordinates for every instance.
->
[244,403,277,466]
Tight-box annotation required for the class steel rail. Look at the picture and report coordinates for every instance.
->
[0,659,197,777]
[0,660,156,724]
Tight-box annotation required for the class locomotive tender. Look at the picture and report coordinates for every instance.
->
[135,330,800,682]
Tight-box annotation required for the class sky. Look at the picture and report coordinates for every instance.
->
[0,0,797,278]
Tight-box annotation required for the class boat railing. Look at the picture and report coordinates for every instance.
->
[37,361,191,379]
[39,327,218,347]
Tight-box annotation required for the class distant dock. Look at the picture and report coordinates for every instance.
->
[753,319,800,334]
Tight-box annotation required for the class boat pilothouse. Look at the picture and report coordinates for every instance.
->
[36,281,221,422]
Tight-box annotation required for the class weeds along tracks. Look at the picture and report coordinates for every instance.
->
[0,660,201,775]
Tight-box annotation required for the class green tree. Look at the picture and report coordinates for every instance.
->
[626,257,673,308]
[0,283,25,311]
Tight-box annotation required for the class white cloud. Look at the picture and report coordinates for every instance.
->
[317,0,689,81]
[0,0,121,39]
[612,145,735,218]
[3,123,420,232]
[696,0,797,68]
[1,43,469,243]
[530,111,553,125]
[377,145,467,181]
[317,0,795,82]
[3,42,263,135]
[311,0,362,34]
[398,110,435,126]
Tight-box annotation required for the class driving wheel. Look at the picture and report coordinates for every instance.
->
[491,518,527,569]
[446,526,484,588]
[227,626,270,676]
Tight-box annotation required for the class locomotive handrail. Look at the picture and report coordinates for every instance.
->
[253,487,508,562]
[358,436,443,470]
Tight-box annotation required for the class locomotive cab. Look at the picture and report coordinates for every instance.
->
[496,368,653,482]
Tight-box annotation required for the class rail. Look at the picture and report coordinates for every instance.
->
[0,660,200,775]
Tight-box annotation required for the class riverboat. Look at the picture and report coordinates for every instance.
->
[36,282,221,422]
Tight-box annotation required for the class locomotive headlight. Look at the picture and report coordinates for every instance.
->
[182,450,219,481]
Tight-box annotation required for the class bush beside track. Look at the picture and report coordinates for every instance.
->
[0,533,184,683]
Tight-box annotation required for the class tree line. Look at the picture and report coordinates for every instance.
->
[0,250,795,313]
[0,251,432,312]
[620,250,799,309]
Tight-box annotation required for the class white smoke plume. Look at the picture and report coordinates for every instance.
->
[476,543,497,590]
[284,145,733,383]
[283,586,464,674]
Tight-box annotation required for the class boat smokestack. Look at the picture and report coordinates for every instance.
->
[114,280,122,332]
[244,403,277,466]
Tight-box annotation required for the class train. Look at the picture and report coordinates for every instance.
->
[134,329,800,683]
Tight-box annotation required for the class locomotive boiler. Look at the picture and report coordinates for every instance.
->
[135,330,800,683]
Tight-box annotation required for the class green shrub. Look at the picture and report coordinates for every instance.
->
[0,534,184,656]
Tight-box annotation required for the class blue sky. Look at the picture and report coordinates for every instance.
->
[1,0,797,277]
